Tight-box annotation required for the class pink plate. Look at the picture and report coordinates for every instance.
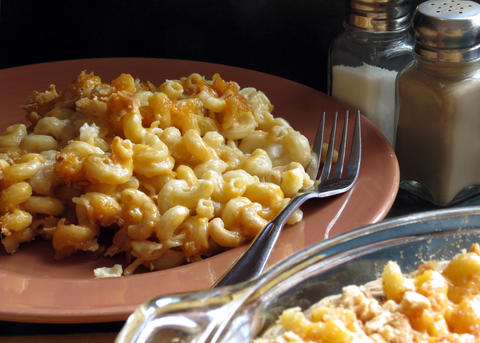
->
[0,58,399,323]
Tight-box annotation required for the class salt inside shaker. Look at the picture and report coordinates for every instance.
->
[396,0,480,205]
[329,0,415,145]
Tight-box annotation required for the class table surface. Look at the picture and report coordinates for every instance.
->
[1,189,479,341]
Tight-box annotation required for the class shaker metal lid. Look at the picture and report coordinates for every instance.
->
[346,0,415,31]
[413,0,480,49]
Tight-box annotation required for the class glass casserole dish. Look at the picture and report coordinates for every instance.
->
[116,206,480,343]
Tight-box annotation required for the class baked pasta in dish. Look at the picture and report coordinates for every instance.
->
[255,243,480,343]
[0,71,317,275]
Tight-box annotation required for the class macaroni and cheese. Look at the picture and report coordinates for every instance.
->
[0,71,315,275]
[256,244,480,343]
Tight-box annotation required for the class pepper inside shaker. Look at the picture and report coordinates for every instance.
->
[395,0,480,205]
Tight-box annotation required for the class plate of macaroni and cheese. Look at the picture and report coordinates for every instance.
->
[0,58,399,323]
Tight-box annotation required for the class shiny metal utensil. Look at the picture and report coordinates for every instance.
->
[214,109,362,287]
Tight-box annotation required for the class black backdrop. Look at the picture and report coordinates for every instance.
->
[0,0,345,93]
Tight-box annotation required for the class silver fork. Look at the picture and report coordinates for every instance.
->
[214,109,362,287]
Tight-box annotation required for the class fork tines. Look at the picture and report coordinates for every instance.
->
[308,109,361,184]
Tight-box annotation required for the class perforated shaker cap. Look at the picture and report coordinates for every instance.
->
[347,0,416,32]
[413,0,480,61]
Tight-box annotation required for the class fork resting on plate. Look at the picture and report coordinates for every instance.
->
[214,109,362,287]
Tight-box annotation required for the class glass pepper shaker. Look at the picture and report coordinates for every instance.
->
[396,0,480,206]
[328,0,415,146]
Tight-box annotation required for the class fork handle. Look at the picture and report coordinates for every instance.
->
[214,192,314,288]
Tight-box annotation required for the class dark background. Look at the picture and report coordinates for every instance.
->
[0,0,346,94]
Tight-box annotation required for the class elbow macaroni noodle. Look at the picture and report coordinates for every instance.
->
[0,71,314,275]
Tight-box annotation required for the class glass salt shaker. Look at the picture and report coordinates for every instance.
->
[328,0,415,146]
[396,0,480,206]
